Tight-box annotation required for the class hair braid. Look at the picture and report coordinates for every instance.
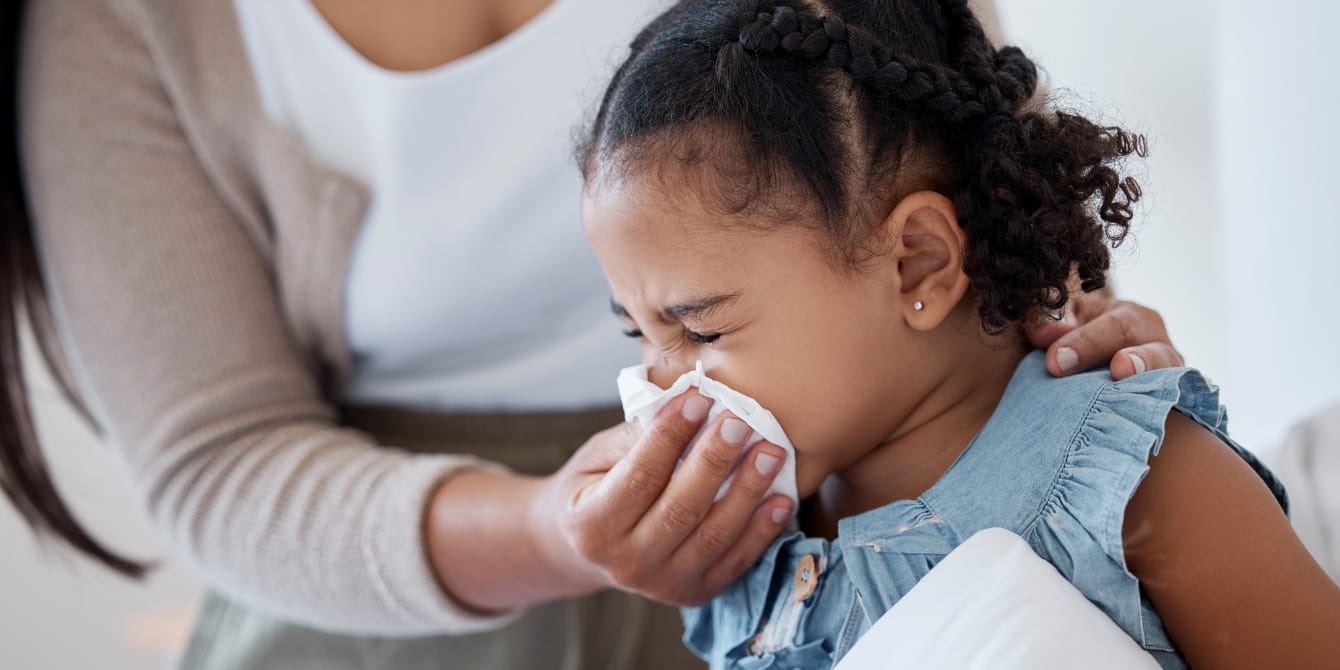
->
[734,5,989,125]
[936,0,993,73]
[936,0,1033,123]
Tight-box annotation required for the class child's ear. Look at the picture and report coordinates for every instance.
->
[885,191,971,331]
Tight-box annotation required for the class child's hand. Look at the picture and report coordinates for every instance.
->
[1026,294,1183,379]
[530,391,793,607]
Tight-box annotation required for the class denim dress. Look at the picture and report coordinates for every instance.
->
[682,351,1288,670]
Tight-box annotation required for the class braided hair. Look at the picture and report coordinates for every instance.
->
[580,0,1145,333]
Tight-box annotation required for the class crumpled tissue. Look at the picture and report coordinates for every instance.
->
[616,361,799,508]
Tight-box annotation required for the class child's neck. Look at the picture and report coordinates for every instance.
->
[803,336,1027,540]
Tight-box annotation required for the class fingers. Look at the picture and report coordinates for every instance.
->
[1025,310,1077,349]
[1045,300,1173,377]
[666,441,791,576]
[571,420,641,476]
[1109,342,1185,380]
[629,411,756,562]
[583,392,710,534]
[1025,288,1109,349]
[558,396,791,607]
[696,495,793,604]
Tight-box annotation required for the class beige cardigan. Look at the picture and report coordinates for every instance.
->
[19,0,1006,637]
[21,0,504,636]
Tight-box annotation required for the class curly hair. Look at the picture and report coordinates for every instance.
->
[580,0,1145,333]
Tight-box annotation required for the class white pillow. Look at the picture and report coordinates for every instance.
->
[834,528,1160,670]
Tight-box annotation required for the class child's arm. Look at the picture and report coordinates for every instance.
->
[1123,411,1340,668]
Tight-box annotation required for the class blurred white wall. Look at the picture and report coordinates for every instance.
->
[999,0,1339,451]
[1213,1,1340,451]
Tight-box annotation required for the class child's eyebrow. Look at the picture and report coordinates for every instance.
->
[609,293,742,324]
[663,292,741,321]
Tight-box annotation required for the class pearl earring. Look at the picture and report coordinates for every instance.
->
[914,301,925,311]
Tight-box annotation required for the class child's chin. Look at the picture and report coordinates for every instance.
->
[793,467,831,501]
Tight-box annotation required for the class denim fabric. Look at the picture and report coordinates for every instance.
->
[682,351,1288,670]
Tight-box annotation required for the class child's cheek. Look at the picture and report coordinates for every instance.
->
[790,451,830,500]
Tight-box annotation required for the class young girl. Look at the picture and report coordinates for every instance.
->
[577,0,1340,667]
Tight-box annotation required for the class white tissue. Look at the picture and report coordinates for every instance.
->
[616,361,799,508]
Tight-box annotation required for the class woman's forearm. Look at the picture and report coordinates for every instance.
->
[424,469,603,613]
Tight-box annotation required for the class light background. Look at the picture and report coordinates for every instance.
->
[1000,0,1340,453]
[3,1,1336,668]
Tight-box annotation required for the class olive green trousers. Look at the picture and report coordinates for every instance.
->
[179,405,703,670]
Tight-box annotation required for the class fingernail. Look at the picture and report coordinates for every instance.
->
[721,418,750,444]
[682,396,710,422]
[1130,353,1147,374]
[1057,347,1079,373]
[755,452,781,476]
[771,506,790,524]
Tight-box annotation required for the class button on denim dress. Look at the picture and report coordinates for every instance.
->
[682,351,1289,670]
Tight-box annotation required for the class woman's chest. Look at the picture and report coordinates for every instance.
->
[309,0,557,72]
[231,0,660,404]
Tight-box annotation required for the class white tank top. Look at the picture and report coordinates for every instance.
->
[234,0,658,411]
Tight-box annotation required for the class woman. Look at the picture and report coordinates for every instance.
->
[4,0,1184,667]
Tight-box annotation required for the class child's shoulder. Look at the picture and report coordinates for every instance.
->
[923,351,1284,560]
[985,350,1237,460]
[962,352,1284,651]
[992,349,1212,425]
[879,353,1285,665]
[935,352,1223,508]
[994,351,1283,509]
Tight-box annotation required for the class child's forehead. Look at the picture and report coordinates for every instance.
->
[585,176,861,305]
[588,166,833,248]
[586,172,756,245]
[590,196,846,304]
[587,123,826,217]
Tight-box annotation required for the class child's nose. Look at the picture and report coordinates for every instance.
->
[646,357,695,389]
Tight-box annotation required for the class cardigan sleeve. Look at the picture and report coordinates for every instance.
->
[20,0,520,636]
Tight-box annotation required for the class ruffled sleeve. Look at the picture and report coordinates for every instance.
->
[1029,367,1288,654]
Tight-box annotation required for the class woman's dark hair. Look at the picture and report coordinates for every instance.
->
[581,0,1145,333]
[2,0,146,577]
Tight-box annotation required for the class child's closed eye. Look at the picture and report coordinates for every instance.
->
[621,327,721,345]
[685,330,721,345]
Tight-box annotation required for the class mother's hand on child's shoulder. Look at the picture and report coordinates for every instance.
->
[1025,293,1184,380]
[530,392,793,607]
